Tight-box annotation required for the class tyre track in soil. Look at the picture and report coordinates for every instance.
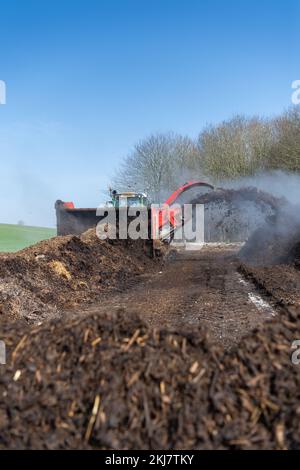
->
[71,245,275,350]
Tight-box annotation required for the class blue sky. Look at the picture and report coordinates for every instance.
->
[0,0,299,227]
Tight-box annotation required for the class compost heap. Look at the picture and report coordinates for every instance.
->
[0,229,155,322]
[189,187,285,243]
[239,202,300,267]
[0,303,299,450]
[238,201,300,318]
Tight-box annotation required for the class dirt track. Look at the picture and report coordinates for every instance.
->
[70,245,275,349]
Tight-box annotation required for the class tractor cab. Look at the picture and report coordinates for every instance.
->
[107,190,150,208]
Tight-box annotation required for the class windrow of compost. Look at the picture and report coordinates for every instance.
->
[0,299,299,450]
[239,202,300,267]
[190,187,285,243]
[238,200,300,315]
[0,229,156,323]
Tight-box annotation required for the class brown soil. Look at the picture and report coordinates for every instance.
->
[71,246,273,350]
[240,263,300,314]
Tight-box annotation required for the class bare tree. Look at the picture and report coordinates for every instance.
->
[197,115,274,180]
[268,107,300,172]
[113,133,201,202]
[112,109,300,198]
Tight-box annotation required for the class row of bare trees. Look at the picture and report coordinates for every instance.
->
[113,133,199,201]
[113,107,300,202]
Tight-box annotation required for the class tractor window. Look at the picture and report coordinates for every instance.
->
[118,198,128,207]
[118,197,141,207]
[127,197,142,207]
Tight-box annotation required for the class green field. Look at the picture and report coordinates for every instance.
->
[0,224,57,253]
